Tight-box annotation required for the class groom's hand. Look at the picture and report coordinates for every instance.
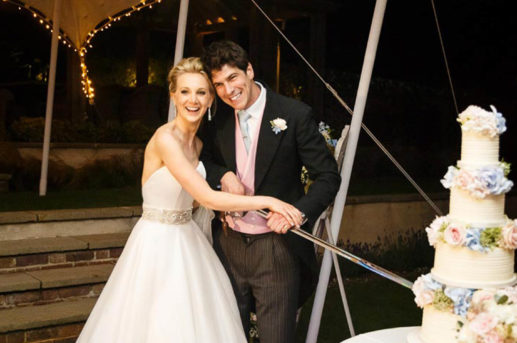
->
[267,213,293,234]
[220,171,245,195]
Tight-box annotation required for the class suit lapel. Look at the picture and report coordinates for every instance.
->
[217,106,237,171]
[255,91,288,190]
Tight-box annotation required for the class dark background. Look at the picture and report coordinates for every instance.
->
[1,0,515,194]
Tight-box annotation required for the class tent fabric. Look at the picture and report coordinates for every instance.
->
[22,0,144,48]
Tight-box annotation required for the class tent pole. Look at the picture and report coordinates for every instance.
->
[39,0,62,196]
[167,0,190,122]
[305,0,388,341]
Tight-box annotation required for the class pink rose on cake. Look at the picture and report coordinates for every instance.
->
[471,289,495,305]
[468,313,498,335]
[456,169,475,188]
[412,274,442,308]
[501,220,517,249]
[484,331,504,343]
[444,224,467,246]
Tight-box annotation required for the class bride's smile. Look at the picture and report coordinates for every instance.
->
[172,72,212,125]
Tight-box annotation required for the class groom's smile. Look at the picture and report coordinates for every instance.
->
[211,64,260,111]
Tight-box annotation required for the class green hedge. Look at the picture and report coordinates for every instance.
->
[8,117,155,143]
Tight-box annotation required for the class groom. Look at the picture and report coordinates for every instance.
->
[200,40,340,343]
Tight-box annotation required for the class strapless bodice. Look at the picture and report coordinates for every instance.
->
[142,162,205,210]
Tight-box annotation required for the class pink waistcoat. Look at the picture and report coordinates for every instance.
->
[225,112,271,234]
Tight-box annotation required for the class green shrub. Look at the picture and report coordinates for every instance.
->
[10,157,74,191]
[0,142,23,174]
[121,120,155,143]
[8,117,155,143]
[68,153,143,189]
[9,117,44,142]
[336,229,433,279]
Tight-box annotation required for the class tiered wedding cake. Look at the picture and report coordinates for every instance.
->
[408,105,517,343]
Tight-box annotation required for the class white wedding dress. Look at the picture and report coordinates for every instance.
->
[77,162,246,343]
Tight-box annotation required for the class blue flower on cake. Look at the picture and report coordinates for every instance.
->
[425,216,517,252]
[458,104,507,137]
[410,105,517,343]
[441,164,513,199]
[445,287,474,317]
[457,287,517,343]
[464,227,487,252]
[412,274,443,307]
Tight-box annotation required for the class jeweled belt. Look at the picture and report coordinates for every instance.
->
[141,206,192,225]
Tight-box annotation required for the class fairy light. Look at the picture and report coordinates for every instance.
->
[2,0,164,103]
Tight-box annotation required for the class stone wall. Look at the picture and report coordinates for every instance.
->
[14,143,144,169]
[338,193,517,246]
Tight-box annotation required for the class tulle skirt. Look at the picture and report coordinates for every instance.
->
[76,217,246,343]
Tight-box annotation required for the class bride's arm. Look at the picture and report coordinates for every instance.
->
[155,132,302,226]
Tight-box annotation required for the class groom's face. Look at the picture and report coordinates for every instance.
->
[211,63,258,111]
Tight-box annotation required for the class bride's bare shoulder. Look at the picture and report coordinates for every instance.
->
[148,123,178,147]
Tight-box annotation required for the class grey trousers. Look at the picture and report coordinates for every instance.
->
[213,228,301,343]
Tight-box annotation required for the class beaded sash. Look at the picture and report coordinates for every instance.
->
[141,206,192,225]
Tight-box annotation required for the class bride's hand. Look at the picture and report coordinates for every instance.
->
[265,198,303,233]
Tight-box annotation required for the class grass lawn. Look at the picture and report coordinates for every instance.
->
[296,272,422,343]
[0,175,443,212]
[0,186,142,212]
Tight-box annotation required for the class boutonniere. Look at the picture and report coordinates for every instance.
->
[270,117,287,134]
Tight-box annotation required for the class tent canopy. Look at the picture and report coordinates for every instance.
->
[21,0,146,48]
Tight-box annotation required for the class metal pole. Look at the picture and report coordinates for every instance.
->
[167,0,190,122]
[254,210,413,289]
[39,0,62,196]
[306,1,388,342]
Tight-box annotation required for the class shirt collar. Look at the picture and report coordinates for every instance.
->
[238,82,266,120]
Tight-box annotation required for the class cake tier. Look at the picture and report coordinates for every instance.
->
[406,306,459,343]
[449,187,506,227]
[431,243,516,288]
[460,130,499,167]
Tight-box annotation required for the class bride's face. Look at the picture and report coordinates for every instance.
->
[172,73,213,124]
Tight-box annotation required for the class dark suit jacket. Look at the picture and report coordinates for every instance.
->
[199,85,340,305]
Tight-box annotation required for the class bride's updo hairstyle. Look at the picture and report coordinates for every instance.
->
[167,57,215,97]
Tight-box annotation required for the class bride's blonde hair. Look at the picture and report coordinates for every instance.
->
[167,57,215,97]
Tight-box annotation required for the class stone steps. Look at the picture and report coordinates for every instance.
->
[0,298,95,342]
[0,233,129,274]
[0,208,138,342]
[0,264,114,309]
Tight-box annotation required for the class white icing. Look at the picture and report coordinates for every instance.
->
[460,130,499,167]
[449,187,506,227]
[419,306,459,343]
[410,108,515,343]
[431,243,515,288]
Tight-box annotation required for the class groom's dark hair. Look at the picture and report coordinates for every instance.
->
[201,40,250,77]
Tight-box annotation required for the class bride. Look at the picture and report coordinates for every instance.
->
[76,57,303,343]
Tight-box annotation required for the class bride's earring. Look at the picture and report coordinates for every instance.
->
[208,107,212,121]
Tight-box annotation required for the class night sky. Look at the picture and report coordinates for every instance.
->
[1,0,515,193]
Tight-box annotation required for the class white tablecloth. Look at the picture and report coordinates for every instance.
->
[342,326,419,343]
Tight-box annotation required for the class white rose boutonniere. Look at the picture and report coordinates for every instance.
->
[270,117,287,134]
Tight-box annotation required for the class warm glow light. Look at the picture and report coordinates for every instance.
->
[2,0,163,103]
[206,19,213,25]
[217,17,225,23]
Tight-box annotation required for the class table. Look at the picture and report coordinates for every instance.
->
[342,326,419,343]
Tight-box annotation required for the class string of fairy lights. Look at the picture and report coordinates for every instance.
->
[2,0,163,103]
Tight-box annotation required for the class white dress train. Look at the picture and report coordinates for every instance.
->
[76,162,247,343]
